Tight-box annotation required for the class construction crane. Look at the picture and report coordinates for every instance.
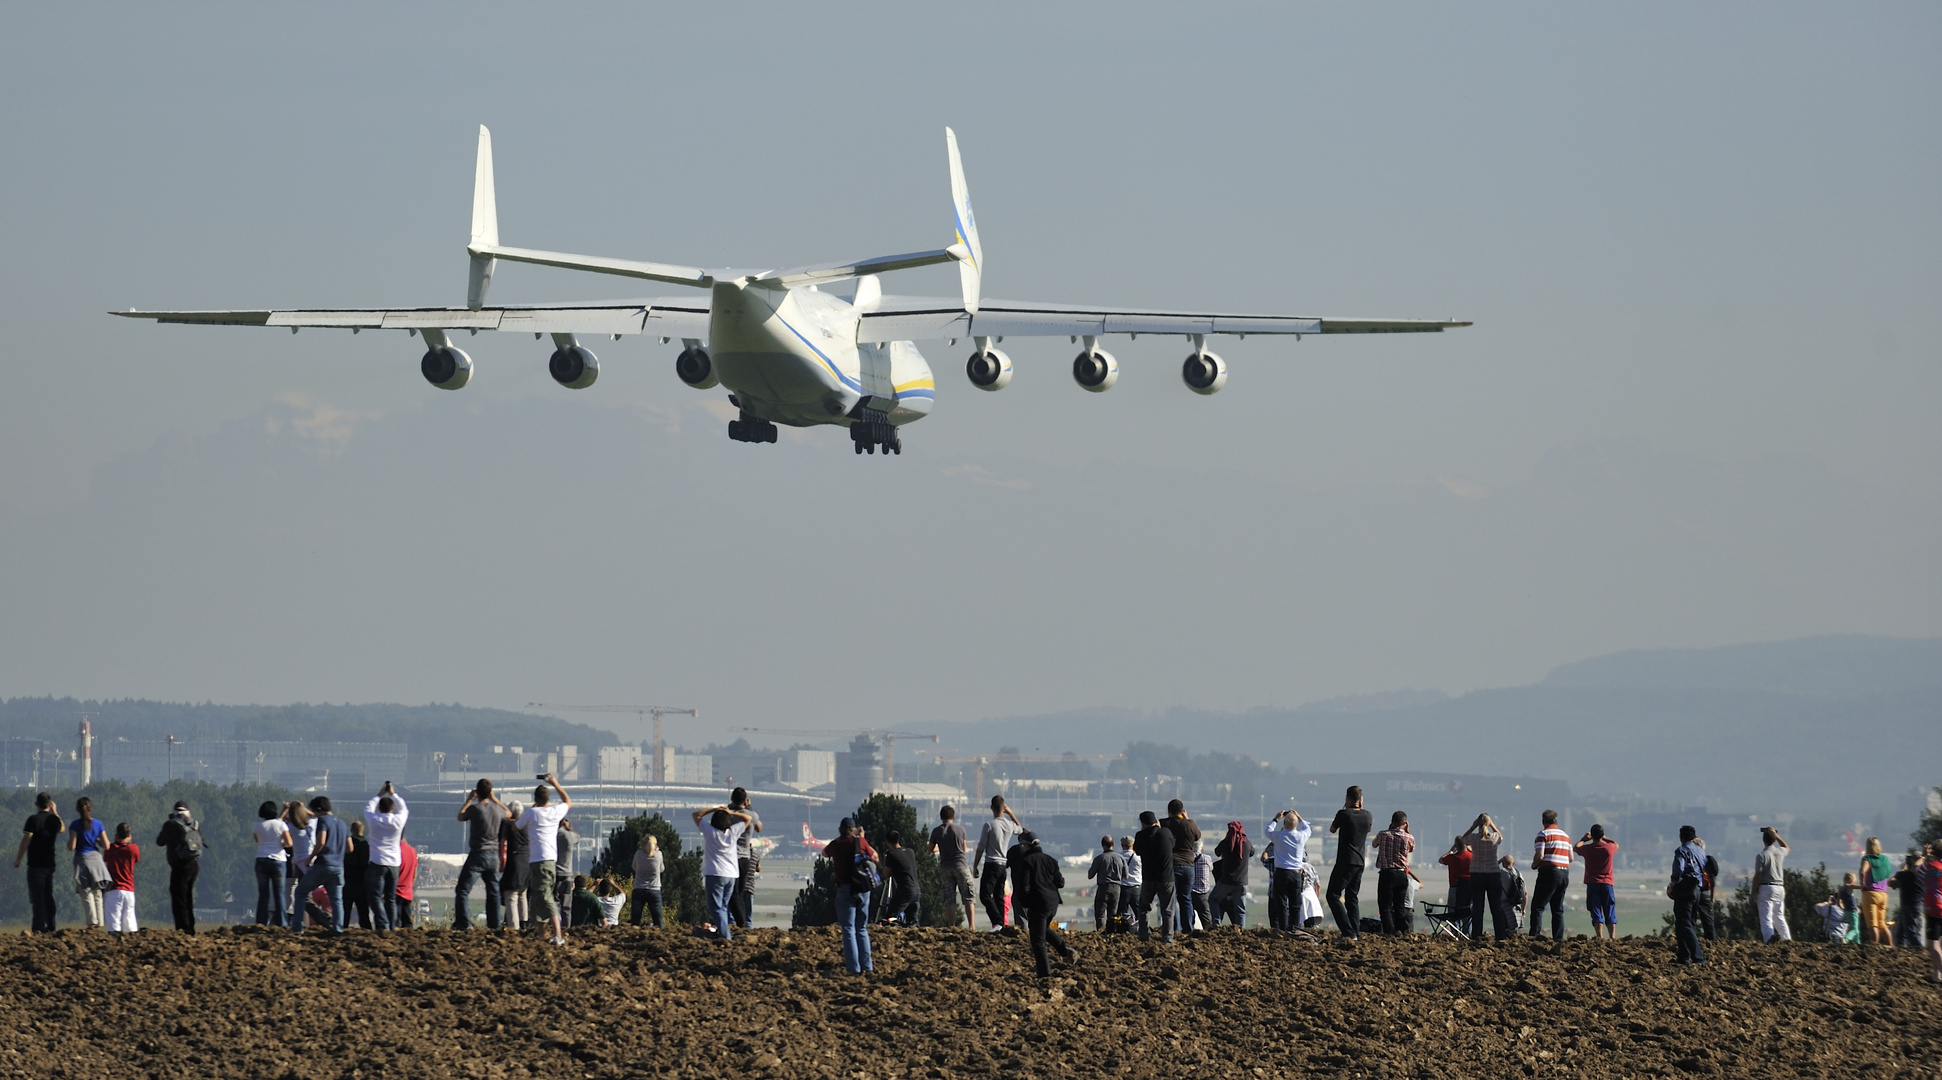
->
[526,703,698,784]
[727,726,939,783]
[931,752,1124,808]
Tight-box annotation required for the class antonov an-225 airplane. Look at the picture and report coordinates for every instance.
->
[118,127,1470,455]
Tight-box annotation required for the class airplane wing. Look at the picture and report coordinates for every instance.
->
[857,295,1470,344]
[112,299,712,339]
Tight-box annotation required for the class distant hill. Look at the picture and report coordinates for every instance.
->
[1540,635,1942,696]
[0,698,620,754]
[940,635,1940,818]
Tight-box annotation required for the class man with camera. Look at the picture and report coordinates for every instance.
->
[514,773,573,946]
[363,781,410,931]
[454,779,507,930]
[1265,808,1313,933]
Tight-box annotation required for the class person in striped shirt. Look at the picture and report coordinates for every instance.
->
[1528,810,1573,942]
[1372,811,1416,935]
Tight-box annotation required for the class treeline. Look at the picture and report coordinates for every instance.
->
[0,698,619,754]
[0,779,299,927]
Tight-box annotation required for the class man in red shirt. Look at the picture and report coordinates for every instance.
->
[823,818,878,974]
[1575,824,1619,940]
[1529,810,1574,942]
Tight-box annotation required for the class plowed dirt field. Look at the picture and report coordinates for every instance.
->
[1,926,1935,1079]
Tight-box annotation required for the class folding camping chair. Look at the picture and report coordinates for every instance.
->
[1421,899,1468,940]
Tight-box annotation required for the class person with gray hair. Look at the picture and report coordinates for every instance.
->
[498,799,529,932]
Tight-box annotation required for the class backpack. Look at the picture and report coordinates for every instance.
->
[170,818,203,861]
[851,849,881,892]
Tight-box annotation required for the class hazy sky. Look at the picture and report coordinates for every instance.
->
[1,5,1935,745]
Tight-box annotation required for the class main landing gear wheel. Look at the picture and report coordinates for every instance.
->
[849,414,901,457]
[727,414,779,445]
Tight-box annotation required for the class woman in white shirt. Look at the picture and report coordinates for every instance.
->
[252,801,292,926]
[690,804,752,941]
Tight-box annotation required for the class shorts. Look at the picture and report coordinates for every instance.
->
[1586,883,1617,925]
[1928,913,1942,940]
[529,861,558,921]
[1860,890,1888,930]
[941,863,974,905]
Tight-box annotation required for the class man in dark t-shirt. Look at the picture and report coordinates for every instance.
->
[1161,800,1202,935]
[454,779,507,930]
[1326,786,1374,941]
[13,794,64,933]
[928,806,973,930]
[880,831,920,925]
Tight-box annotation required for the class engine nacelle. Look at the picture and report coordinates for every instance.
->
[676,346,719,389]
[1072,349,1119,392]
[420,346,473,390]
[548,345,599,389]
[1181,352,1227,395]
[965,348,1013,391]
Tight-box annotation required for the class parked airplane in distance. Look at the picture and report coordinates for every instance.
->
[800,823,828,855]
[117,127,1470,455]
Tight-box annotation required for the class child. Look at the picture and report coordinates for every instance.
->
[1836,872,1861,943]
[103,823,140,934]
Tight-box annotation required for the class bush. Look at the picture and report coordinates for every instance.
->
[1663,862,1836,942]
[590,812,704,925]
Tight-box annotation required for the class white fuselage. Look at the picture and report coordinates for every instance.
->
[707,282,934,428]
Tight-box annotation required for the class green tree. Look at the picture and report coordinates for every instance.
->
[590,812,704,925]
[1913,787,1941,852]
[791,794,962,928]
[0,779,299,927]
[790,857,835,928]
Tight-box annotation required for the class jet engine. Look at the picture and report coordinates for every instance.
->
[965,347,1013,391]
[676,346,719,389]
[548,345,599,389]
[420,346,474,390]
[1071,349,1119,393]
[1181,352,1227,395]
